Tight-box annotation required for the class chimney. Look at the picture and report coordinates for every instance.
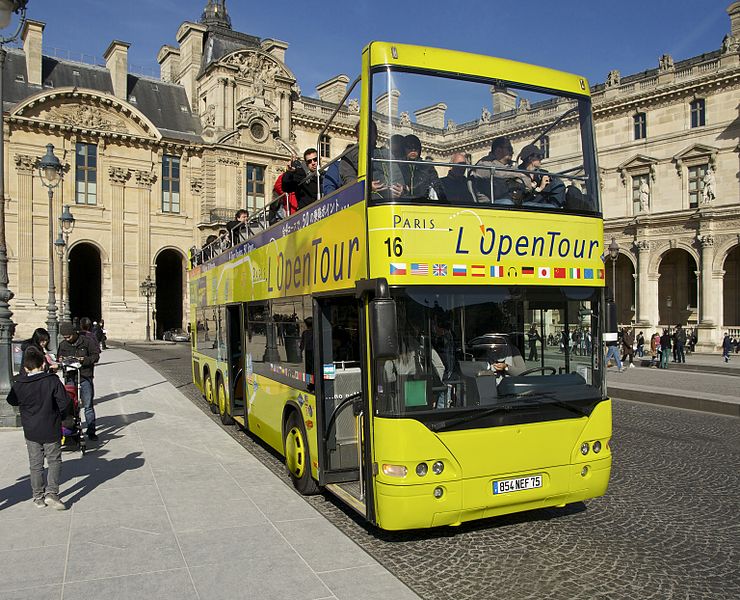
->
[21,19,45,86]
[316,74,350,104]
[104,40,130,100]
[176,22,207,111]
[157,45,181,83]
[491,85,517,114]
[414,103,447,129]
[729,2,740,38]
[375,89,400,118]
[261,38,289,64]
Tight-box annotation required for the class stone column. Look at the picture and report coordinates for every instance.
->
[108,166,130,306]
[13,154,36,306]
[134,170,155,283]
[280,91,290,140]
[697,234,719,349]
[226,80,236,131]
[635,241,653,327]
[218,77,227,129]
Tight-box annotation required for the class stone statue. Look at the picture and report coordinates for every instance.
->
[606,69,621,88]
[480,106,491,123]
[659,53,674,71]
[639,179,650,212]
[446,119,456,132]
[702,167,716,204]
[202,104,216,128]
[518,98,530,112]
[347,98,359,112]
[722,34,739,54]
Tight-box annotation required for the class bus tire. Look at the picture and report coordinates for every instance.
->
[204,373,218,414]
[217,378,234,426]
[284,411,319,495]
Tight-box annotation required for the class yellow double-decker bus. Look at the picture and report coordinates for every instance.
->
[189,42,612,530]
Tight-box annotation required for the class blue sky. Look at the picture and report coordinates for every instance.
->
[17,0,731,96]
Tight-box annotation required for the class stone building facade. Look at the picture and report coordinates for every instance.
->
[3,0,738,348]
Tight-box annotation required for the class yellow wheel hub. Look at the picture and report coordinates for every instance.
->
[218,383,226,415]
[285,426,305,478]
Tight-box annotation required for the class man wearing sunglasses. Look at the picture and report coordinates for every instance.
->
[470,136,529,204]
[282,148,322,210]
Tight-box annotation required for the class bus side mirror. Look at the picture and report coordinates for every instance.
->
[370,298,399,359]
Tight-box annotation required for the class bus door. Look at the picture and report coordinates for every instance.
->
[315,295,367,511]
[226,304,246,422]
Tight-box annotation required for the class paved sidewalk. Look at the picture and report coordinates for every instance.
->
[0,349,419,600]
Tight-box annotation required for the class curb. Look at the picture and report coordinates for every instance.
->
[609,385,740,417]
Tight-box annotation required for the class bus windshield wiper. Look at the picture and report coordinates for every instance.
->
[429,405,513,432]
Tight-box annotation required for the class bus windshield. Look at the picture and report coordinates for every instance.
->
[375,286,604,425]
[369,68,599,214]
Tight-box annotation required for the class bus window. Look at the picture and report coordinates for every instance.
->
[370,69,598,213]
[375,286,603,422]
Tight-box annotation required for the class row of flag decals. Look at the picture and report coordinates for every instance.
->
[390,263,604,279]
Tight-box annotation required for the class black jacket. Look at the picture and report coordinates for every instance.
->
[7,371,70,443]
[282,168,321,210]
[57,334,100,380]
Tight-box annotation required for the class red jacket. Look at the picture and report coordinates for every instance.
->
[273,173,298,215]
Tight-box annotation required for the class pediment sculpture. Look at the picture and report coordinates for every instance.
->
[47,104,128,133]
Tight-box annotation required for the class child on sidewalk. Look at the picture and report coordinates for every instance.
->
[6,346,70,510]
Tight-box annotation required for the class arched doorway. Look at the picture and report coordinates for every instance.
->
[68,242,102,323]
[658,249,698,326]
[605,254,636,326]
[154,249,185,339]
[723,245,740,329]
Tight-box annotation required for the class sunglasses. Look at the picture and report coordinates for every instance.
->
[306,157,318,164]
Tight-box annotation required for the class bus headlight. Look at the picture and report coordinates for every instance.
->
[416,462,428,477]
[432,461,444,475]
[593,440,602,454]
[382,464,407,478]
[580,442,589,455]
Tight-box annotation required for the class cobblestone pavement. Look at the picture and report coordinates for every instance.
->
[121,342,740,600]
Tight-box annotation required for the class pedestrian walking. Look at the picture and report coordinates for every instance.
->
[722,333,732,363]
[650,332,661,368]
[57,321,100,441]
[660,329,672,369]
[636,331,645,357]
[621,327,635,368]
[527,325,540,361]
[674,324,686,363]
[604,331,624,372]
[6,346,70,510]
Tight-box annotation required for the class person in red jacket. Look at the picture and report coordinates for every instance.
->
[272,170,298,219]
[7,346,70,509]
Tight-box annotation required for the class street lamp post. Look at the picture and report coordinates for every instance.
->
[139,275,156,341]
[54,228,65,322]
[38,144,64,349]
[0,1,29,424]
[58,205,75,321]
[608,237,620,324]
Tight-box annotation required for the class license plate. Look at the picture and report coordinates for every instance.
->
[493,475,542,495]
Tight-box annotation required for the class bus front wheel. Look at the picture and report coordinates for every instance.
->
[217,378,234,426]
[284,412,319,495]
[204,373,218,414]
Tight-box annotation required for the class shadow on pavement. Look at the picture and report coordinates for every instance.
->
[60,450,146,506]
[96,383,167,404]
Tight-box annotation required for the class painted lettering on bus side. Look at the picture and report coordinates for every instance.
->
[454,225,600,261]
[267,236,360,293]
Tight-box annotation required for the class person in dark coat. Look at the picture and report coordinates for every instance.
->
[433,152,474,203]
[400,135,437,199]
[722,333,733,362]
[281,148,322,210]
[6,346,70,509]
[518,144,566,208]
[57,321,100,440]
[659,329,672,369]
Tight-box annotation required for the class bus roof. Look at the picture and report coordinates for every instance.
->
[365,41,591,98]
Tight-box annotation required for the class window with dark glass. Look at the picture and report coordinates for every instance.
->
[246,163,265,211]
[688,164,707,208]
[162,155,181,213]
[75,143,97,205]
[633,112,646,140]
[690,99,705,128]
[320,134,331,159]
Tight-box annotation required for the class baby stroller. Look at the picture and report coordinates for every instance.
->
[60,358,86,455]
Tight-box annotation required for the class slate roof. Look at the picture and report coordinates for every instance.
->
[200,25,261,74]
[2,48,202,143]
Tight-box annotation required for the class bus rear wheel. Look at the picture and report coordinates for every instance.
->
[204,373,218,414]
[284,412,319,495]
[217,379,234,426]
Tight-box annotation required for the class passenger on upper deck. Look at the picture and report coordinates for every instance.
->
[432,152,475,203]
[399,135,437,199]
[282,148,322,210]
[517,144,566,209]
[470,137,528,204]
[226,209,250,244]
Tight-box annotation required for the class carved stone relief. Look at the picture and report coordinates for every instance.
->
[48,104,128,133]
[14,154,36,173]
[133,170,156,188]
[108,166,130,185]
